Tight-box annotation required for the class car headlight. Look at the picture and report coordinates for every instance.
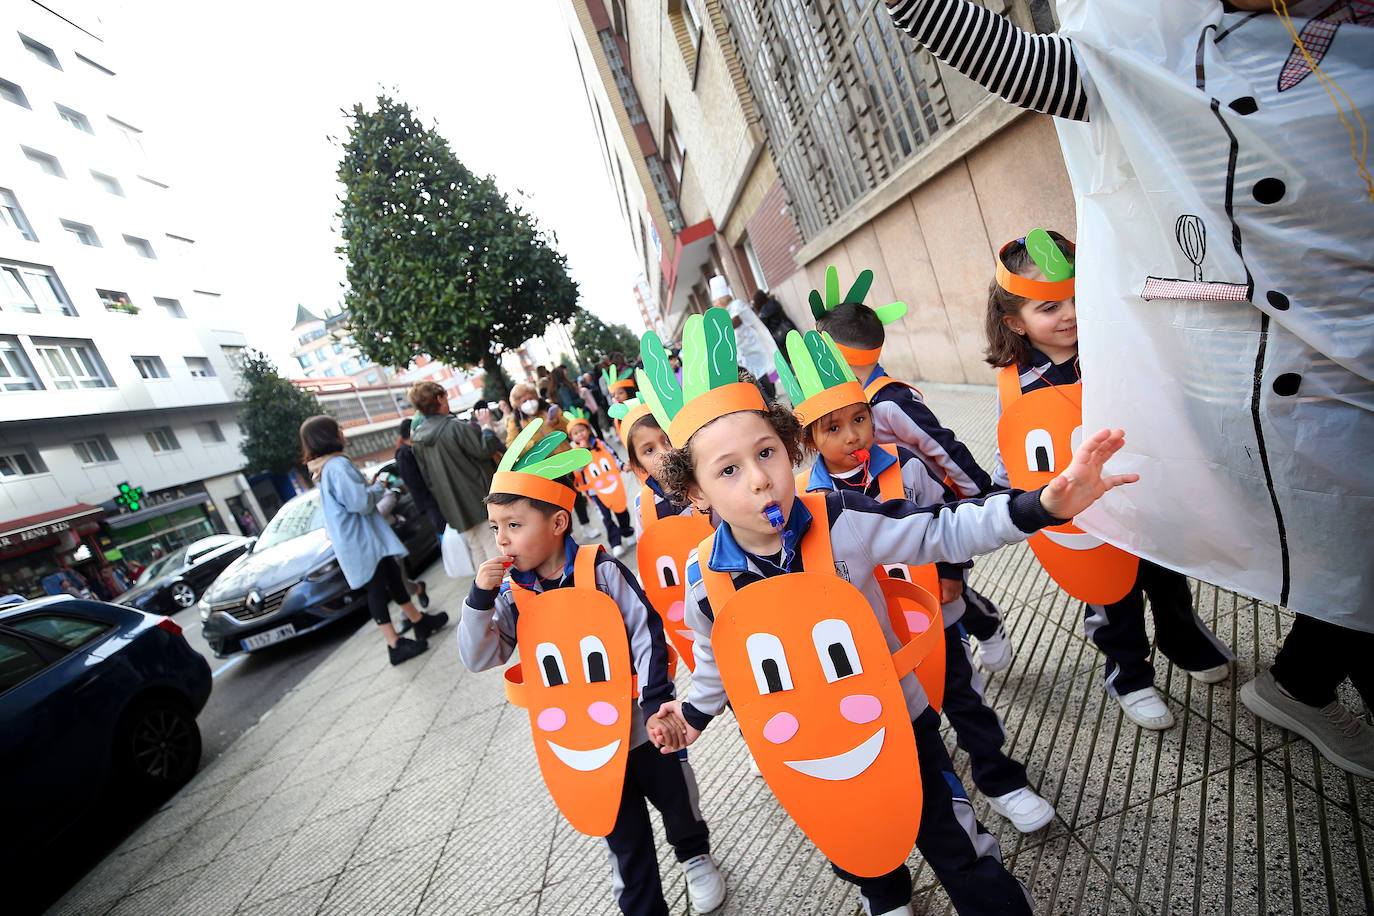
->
[306,560,340,582]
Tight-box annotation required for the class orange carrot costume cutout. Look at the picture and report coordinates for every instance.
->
[695,492,944,877]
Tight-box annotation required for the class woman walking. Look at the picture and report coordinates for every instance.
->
[301,415,447,665]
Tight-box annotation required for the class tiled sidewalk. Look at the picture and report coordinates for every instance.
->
[53,384,1373,915]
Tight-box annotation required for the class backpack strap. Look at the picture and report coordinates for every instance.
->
[873,444,904,502]
[795,469,812,493]
[695,530,736,608]
[996,365,1024,408]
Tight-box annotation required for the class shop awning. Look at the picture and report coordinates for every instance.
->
[663,219,717,329]
[104,493,212,529]
[0,504,104,541]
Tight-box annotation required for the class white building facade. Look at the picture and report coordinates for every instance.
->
[0,2,262,598]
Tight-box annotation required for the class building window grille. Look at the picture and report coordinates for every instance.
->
[644,156,685,232]
[146,427,181,453]
[599,31,646,125]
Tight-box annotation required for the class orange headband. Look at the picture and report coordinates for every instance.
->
[619,403,655,437]
[610,378,637,392]
[834,342,883,364]
[490,471,577,514]
[995,238,1076,302]
[667,382,767,447]
[794,381,867,427]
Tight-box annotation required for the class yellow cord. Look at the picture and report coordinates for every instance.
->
[1270,0,1374,200]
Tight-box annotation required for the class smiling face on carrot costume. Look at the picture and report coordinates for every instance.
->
[710,571,923,877]
[583,444,627,513]
[997,382,1137,604]
[637,513,713,671]
[506,562,634,837]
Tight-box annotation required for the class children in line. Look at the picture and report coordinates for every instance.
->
[788,339,1054,833]
[818,294,1014,673]
[643,314,1138,916]
[983,230,1233,729]
[567,409,638,557]
[457,423,726,916]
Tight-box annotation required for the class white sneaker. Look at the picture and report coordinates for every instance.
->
[871,906,914,916]
[1188,662,1231,684]
[1116,686,1175,730]
[1241,669,1374,778]
[581,526,602,539]
[976,628,1014,672]
[986,786,1055,833]
[747,753,762,777]
[612,542,630,558]
[682,854,726,913]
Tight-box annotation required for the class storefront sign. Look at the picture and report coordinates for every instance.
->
[0,519,70,550]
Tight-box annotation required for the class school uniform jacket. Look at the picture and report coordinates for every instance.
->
[863,364,996,498]
[459,536,675,750]
[678,487,1063,731]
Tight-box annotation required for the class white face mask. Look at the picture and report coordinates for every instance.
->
[520,399,539,416]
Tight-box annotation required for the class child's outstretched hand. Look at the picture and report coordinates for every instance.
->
[648,700,701,753]
[1039,428,1139,520]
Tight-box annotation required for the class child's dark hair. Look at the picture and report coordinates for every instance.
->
[625,414,664,476]
[815,302,884,350]
[656,401,804,505]
[800,402,870,454]
[299,415,345,460]
[984,230,1075,369]
[483,491,566,520]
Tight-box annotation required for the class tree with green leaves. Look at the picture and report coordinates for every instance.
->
[481,361,515,404]
[571,308,641,364]
[336,95,580,391]
[236,349,324,476]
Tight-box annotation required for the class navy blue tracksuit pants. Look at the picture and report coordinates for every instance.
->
[941,623,1028,797]
[590,493,635,549]
[954,583,1003,642]
[604,741,710,916]
[831,707,1032,915]
[1084,560,1232,696]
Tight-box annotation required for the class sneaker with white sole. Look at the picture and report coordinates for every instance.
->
[1241,669,1374,778]
[870,905,914,916]
[976,628,1014,672]
[986,786,1056,833]
[581,526,602,539]
[1188,661,1231,684]
[612,542,630,558]
[682,854,726,913]
[1116,686,1175,730]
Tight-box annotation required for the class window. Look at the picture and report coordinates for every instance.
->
[91,171,123,196]
[96,288,136,315]
[75,52,115,76]
[145,426,180,453]
[2,264,75,316]
[194,420,225,443]
[683,0,704,50]
[324,368,337,377]
[19,35,61,70]
[314,347,326,362]
[10,615,111,650]
[0,189,36,241]
[185,356,215,377]
[33,338,110,389]
[109,118,145,155]
[154,297,185,318]
[331,341,344,354]
[0,337,41,391]
[0,634,47,693]
[73,435,117,465]
[664,107,686,186]
[132,355,169,379]
[137,175,168,190]
[297,352,312,369]
[123,235,155,258]
[0,77,29,109]
[667,0,705,77]
[22,147,65,178]
[56,105,93,134]
[365,371,379,385]
[60,220,101,247]
[0,446,46,477]
[340,358,356,374]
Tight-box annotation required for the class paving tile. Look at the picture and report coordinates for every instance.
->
[320,841,433,915]
[107,866,204,916]
[236,877,335,916]
[417,811,559,915]
[48,833,181,915]
[219,770,335,857]
[134,799,261,890]
[205,757,297,820]
[347,771,466,868]
[169,833,293,915]
[240,798,384,908]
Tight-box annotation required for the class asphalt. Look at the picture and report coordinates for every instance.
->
[50,383,1374,915]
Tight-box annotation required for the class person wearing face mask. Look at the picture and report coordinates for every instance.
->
[505,382,599,537]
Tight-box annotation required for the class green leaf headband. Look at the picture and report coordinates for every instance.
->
[636,310,766,447]
[602,366,636,392]
[564,407,591,428]
[808,264,907,325]
[773,330,867,426]
[490,419,592,512]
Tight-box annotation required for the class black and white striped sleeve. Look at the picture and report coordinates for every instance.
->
[887,0,1090,122]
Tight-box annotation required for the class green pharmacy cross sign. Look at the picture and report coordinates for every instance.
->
[115,482,146,512]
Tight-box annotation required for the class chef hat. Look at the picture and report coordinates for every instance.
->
[708,275,732,302]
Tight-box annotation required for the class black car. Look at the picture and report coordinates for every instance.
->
[199,476,438,658]
[0,597,211,860]
[115,534,254,613]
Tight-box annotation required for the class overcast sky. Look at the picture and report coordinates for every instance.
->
[96,0,643,370]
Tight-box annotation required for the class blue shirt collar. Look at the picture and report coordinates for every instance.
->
[645,475,669,502]
[708,498,813,575]
[805,446,897,492]
[862,363,887,387]
[509,534,580,589]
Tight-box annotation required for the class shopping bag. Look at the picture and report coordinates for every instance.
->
[441,525,475,578]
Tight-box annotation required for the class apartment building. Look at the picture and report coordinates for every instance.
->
[0,2,263,597]
[565,0,1076,386]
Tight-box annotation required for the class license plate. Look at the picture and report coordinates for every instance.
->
[242,623,296,651]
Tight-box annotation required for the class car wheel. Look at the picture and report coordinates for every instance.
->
[170,582,197,609]
[115,696,202,796]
